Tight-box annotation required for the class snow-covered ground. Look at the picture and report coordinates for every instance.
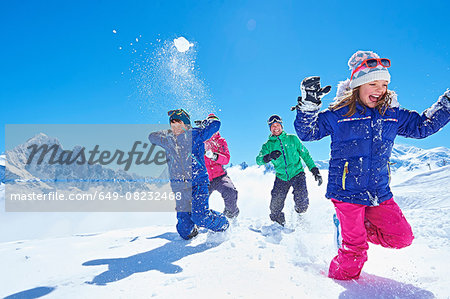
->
[1,163,449,298]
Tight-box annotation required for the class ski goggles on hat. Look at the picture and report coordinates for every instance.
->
[168,109,190,124]
[267,115,283,126]
[351,58,391,80]
[207,114,220,121]
[168,109,189,119]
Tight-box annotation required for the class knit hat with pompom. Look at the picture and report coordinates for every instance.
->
[348,50,391,89]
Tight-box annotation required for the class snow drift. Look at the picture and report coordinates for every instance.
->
[1,145,449,297]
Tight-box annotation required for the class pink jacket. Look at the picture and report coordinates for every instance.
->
[204,132,230,181]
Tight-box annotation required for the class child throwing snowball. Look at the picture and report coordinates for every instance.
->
[149,109,229,240]
[293,50,450,280]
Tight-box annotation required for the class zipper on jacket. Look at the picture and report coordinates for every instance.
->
[278,137,290,180]
[387,161,394,185]
[342,161,349,190]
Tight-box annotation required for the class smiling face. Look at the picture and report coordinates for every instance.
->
[359,80,388,108]
[270,122,283,136]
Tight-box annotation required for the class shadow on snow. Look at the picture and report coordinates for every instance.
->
[82,232,222,286]
[335,272,435,298]
[3,286,56,299]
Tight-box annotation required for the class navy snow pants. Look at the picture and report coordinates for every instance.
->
[270,171,308,224]
[176,183,229,240]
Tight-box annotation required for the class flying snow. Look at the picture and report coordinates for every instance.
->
[130,36,215,119]
[174,37,194,53]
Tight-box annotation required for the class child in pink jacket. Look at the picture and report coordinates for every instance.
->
[204,114,239,218]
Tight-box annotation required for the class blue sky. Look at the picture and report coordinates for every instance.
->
[1,0,449,166]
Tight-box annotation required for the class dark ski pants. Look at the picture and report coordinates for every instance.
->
[270,171,308,223]
[176,184,229,240]
[209,174,239,216]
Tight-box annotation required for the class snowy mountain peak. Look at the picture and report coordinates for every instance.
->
[4,133,161,193]
[24,132,60,147]
[390,143,450,171]
[315,144,450,172]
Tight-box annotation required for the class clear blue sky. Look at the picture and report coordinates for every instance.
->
[1,0,449,165]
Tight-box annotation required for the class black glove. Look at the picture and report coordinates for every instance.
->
[311,167,323,186]
[263,150,282,163]
[194,119,211,128]
[292,76,331,111]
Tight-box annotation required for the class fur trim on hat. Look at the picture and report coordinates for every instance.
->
[336,79,352,99]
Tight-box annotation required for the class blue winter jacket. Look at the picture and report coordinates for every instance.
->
[148,119,220,191]
[294,97,450,206]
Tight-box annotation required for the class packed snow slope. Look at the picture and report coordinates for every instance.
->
[1,161,449,298]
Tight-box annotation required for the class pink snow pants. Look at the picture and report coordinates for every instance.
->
[328,198,414,280]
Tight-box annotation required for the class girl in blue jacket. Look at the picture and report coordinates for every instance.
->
[294,50,450,280]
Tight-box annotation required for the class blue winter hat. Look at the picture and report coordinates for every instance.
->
[348,50,391,89]
[168,109,191,125]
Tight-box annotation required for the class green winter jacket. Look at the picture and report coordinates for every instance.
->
[256,131,317,181]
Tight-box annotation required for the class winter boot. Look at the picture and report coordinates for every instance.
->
[186,225,199,240]
[270,213,286,227]
[223,208,240,219]
[294,205,308,214]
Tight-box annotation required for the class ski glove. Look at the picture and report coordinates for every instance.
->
[194,120,204,127]
[425,89,450,118]
[292,76,331,111]
[442,89,450,107]
[205,150,219,161]
[444,89,450,99]
[263,150,282,163]
[311,167,323,186]
[194,119,212,128]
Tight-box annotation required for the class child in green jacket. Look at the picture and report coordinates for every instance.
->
[256,115,322,226]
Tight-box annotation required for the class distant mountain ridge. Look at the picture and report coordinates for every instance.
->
[313,144,449,172]
[232,144,450,173]
[3,137,450,188]
[390,144,450,171]
[4,133,167,192]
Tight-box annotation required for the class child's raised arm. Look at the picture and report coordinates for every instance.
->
[398,90,450,139]
[148,130,170,149]
[293,76,333,141]
[294,109,333,141]
[197,118,220,143]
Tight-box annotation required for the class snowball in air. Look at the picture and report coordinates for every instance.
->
[174,37,193,53]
